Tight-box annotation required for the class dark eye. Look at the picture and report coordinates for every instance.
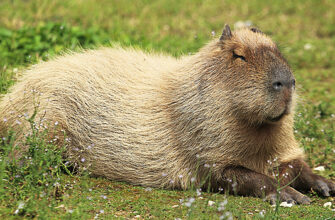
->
[233,51,246,62]
[292,79,296,89]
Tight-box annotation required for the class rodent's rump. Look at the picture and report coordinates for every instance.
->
[1,25,334,203]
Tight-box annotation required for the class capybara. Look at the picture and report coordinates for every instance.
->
[1,25,334,204]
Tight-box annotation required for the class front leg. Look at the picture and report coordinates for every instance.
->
[218,166,311,204]
[279,159,335,197]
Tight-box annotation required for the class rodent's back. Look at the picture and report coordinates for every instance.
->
[0,48,184,186]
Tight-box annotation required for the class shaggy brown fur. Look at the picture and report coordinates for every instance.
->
[1,25,334,204]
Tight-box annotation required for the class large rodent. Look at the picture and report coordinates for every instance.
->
[0,25,334,204]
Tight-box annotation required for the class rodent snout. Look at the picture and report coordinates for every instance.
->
[271,79,295,92]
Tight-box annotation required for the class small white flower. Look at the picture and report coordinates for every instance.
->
[196,188,202,196]
[55,121,59,126]
[15,120,21,125]
[211,30,216,36]
[81,158,86,163]
[324,202,332,208]
[280,201,293,207]
[101,195,107,199]
[304,43,312,50]
[204,164,210,168]
[3,118,7,122]
[191,177,196,183]
[208,200,215,206]
[145,187,152,191]
[162,173,167,177]
[221,200,228,206]
[314,166,325,171]
[223,211,233,220]
[184,202,192,207]
[99,209,104,214]
[18,202,25,209]
[68,210,73,213]
[182,197,195,207]
[259,210,265,217]
[288,164,293,169]
[14,201,25,214]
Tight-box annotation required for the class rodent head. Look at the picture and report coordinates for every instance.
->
[201,25,296,126]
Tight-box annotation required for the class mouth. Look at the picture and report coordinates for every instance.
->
[267,110,287,122]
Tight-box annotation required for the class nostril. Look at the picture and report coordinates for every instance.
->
[292,79,296,89]
[272,81,283,91]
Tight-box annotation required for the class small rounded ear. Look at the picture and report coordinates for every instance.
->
[250,27,263,34]
[220,24,232,41]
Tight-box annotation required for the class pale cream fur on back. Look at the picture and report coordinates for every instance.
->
[0,29,304,189]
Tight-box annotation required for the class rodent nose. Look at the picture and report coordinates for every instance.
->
[272,81,284,91]
[272,79,295,91]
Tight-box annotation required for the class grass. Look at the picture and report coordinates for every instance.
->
[0,0,335,219]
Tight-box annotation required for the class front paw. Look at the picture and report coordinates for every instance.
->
[266,186,311,205]
[311,176,335,197]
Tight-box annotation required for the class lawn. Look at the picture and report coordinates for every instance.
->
[0,0,335,219]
